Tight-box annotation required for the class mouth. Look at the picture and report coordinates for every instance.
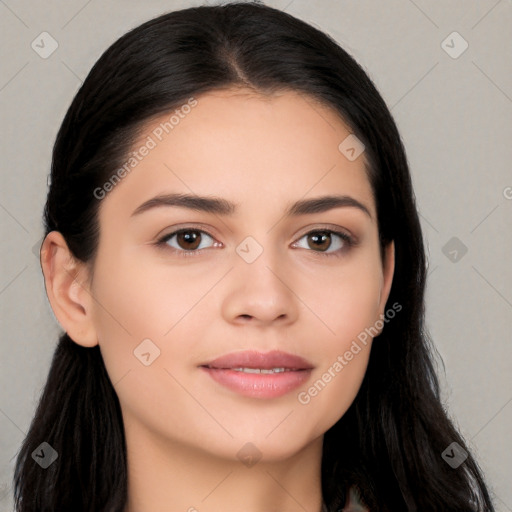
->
[199,350,314,399]
[200,349,314,371]
[210,367,300,373]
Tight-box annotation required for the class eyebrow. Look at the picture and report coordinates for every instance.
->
[131,193,372,219]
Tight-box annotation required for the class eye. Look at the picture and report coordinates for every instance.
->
[292,229,354,257]
[157,228,218,255]
[155,227,355,258]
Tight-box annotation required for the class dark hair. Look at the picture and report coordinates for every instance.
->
[14,2,495,511]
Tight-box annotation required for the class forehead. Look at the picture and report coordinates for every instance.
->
[99,88,375,219]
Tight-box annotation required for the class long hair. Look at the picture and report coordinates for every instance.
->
[14,2,495,511]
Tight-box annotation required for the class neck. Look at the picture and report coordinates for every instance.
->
[123,417,325,512]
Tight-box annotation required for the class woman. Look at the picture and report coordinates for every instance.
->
[14,2,495,511]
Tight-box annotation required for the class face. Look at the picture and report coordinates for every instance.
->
[84,88,394,461]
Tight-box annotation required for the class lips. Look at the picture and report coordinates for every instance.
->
[199,350,314,399]
[200,350,314,371]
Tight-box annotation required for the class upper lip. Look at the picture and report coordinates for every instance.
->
[201,350,314,370]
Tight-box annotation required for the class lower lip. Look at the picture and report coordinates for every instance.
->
[200,367,313,399]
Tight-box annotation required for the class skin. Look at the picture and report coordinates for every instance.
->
[41,88,394,512]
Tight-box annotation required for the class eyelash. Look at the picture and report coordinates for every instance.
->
[155,227,356,259]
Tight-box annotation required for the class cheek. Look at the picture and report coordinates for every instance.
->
[93,246,217,331]
[301,253,383,346]
[331,277,382,349]
[88,252,208,380]
[293,255,382,425]
[297,345,371,438]
[88,256,212,436]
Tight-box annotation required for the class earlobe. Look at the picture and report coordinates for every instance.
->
[40,231,99,347]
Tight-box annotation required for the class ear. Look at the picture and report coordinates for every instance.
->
[377,240,395,318]
[40,231,98,347]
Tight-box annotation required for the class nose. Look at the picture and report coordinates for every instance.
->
[221,243,300,328]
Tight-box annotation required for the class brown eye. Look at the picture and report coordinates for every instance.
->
[160,229,216,253]
[307,231,332,252]
[293,229,353,256]
[176,230,201,250]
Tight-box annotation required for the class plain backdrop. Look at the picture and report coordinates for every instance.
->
[1,1,511,511]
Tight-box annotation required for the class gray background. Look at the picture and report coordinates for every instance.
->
[1,1,511,510]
